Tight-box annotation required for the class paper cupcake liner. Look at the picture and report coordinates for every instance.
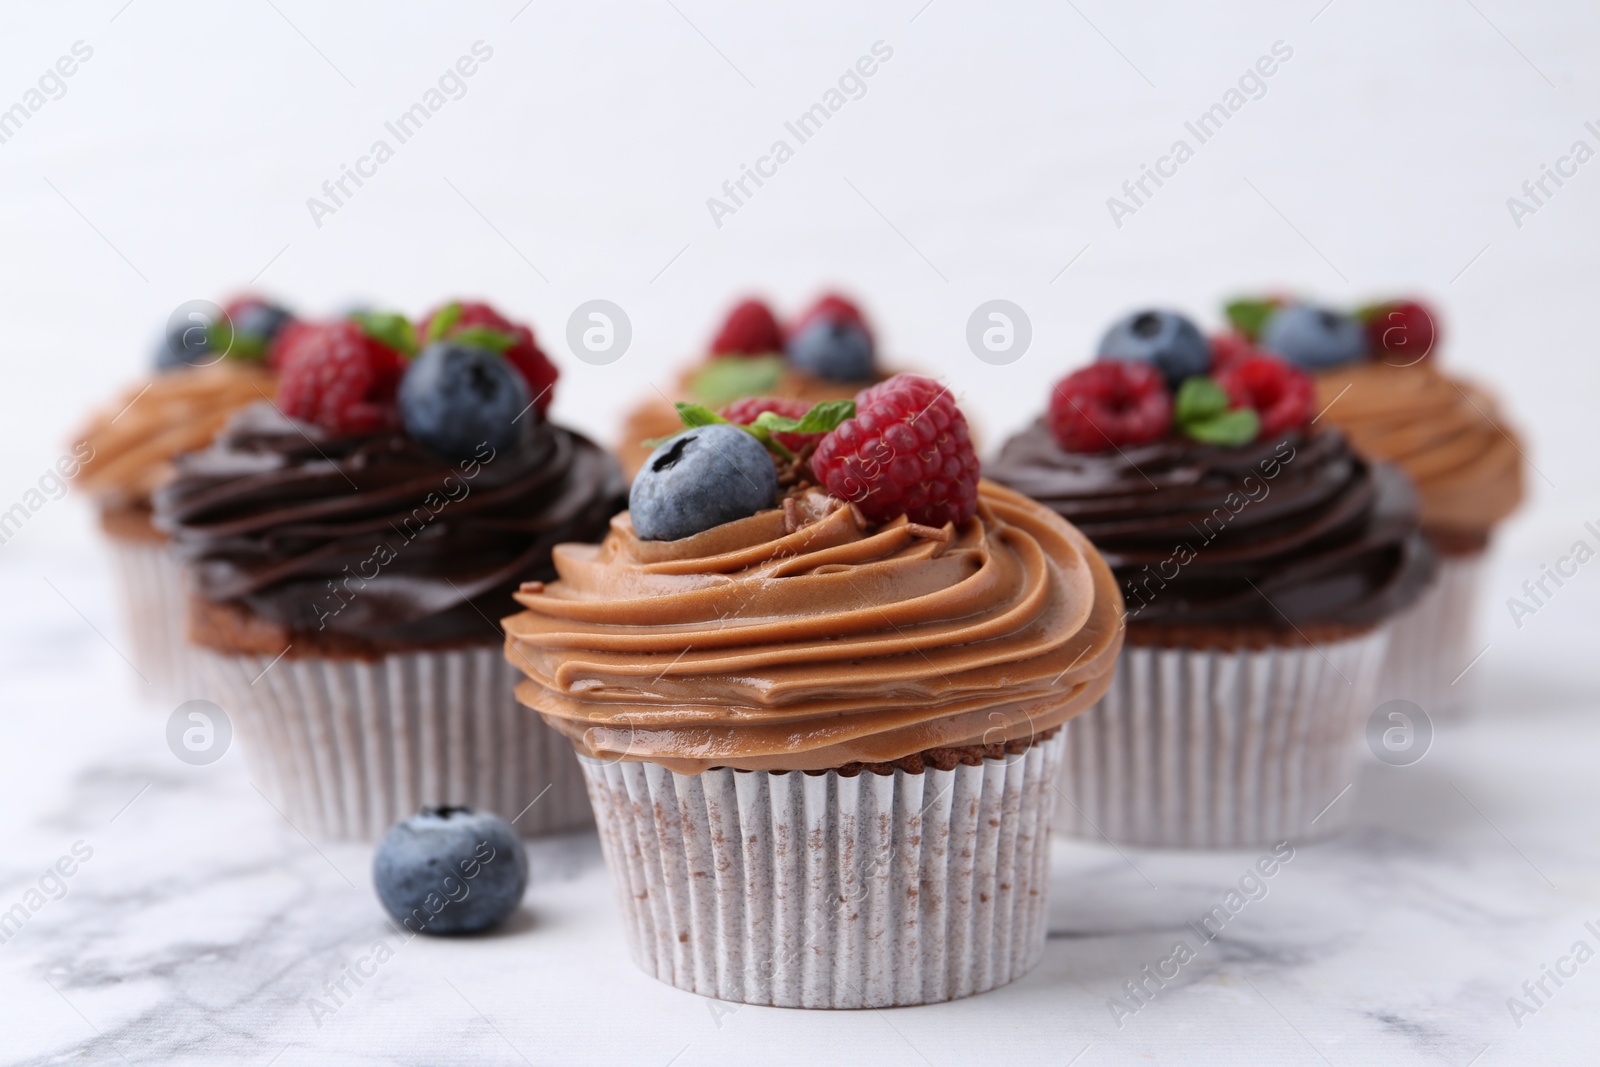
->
[578,733,1064,1009]
[1376,552,1485,716]
[199,645,592,841]
[1056,629,1389,849]
[104,534,209,706]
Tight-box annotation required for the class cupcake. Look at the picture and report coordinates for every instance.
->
[505,375,1123,1008]
[617,293,893,478]
[71,296,292,703]
[1225,296,1524,712]
[154,303,626,840]
[989,309,1435,848]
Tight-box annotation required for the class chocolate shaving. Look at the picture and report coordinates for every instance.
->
[904,522,953,542]
[518,580,545,594]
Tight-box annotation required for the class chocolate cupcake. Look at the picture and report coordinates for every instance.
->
[71,297,291,703]
[506,376,1123,1007]
[156,304,625,840]
[616,293,894,478]
[1225,296,1524,712]
[989,309,1434,848]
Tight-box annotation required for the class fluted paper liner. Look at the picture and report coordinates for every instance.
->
[578,733,1063,1009]
[1056,630,1388,849]
[200,646,592,841]
[1376,552,1483,716]
[105,534,209,706]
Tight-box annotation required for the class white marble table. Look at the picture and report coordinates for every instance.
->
[2,535,1596,1067]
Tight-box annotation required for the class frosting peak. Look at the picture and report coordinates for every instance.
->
[504,481,1124,773]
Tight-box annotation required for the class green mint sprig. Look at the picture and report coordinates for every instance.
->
[1222,298,1280,342]
[687,355,785,407]
[351,311,419,357]
[641,398,856,461]
[1173,376,1259,447]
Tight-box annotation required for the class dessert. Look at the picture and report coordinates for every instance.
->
[71,295,291,702]
[155,302,625,840]
[615,292,891,477]
[989,309,1435,848]
[1224,295,1524,711]
[505,375,1123,1007]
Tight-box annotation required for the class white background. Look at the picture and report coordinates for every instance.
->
[2,2,1598,1065]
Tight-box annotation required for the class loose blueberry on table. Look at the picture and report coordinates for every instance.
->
[373,807,529,935]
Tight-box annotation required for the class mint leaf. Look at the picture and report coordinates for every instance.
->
[1182,408,1260,446]
[674,402,728,429]
[1174,376,1229,424]
[688,355,785,407]
[1223,298,1278,341]
[425,302,464,343]
[352,311,419,357]
[452,325,516,353]
[749,398,856,437]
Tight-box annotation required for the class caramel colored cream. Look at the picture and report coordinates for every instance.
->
[504,481,1123,773]
[1315,363,1523,539]
[73,364,274,508]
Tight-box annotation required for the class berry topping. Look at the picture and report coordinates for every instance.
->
[1216,354,1315,438]
[720,396,818,453]
[222,295,295,362]
[1222,296,1288,341]
[1259,304,1367,369]
[154,318,217,371]
[373,807,528,936]
[1208,331,1262,372]
[791,292,870,340]
[276,320,407,435]
[1172,376,1260,446]
[785,316,875,383]
[420,301,558,413]
[810,374,979,527]
[399,341,531,460]
[1048,362,1172,454]
[710,298,784,356]
[1360,299,1437,365]
[630,424,779,541]
[1096,309,1211,387]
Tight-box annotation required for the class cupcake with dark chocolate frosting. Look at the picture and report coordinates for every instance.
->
[507,375,1123,1007]
[156,303,625,840]
[1222,295,1524,713]
[989,309,1435,848]
[616,292,896,478]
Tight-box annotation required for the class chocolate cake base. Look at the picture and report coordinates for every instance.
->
[188,595,500,661]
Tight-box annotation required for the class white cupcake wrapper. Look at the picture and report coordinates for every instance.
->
[199,646,592,841]
[1056,630,1389,849]
[1376,553,1484,716]
[579,733,1064,1009]
[104,534,209,706]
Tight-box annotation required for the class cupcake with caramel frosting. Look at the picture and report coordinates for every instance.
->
[1225,294,1525,712]
[508,374,1123,1008]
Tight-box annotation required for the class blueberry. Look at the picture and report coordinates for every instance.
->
[630,423,777,541]
[230,301,294,357]
[373,807,528,935]
[153,320,216,371]
[785,317,874,382]
[1259,304,1368,369]
[399,341,530,460]
[1095,309,1210,387]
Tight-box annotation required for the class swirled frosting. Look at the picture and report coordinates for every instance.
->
[503,481,1124,773]
[72,364,274,509]
[154,402,626,652]
[1314,363,1523,540]
[988,424,1434,635]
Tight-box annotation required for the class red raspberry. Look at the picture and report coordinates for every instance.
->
[1364,299,1437,364]
[710,298,784,356]
[719,396,818,453]
[419,301,558,412]
[790,292,871,344]
[1048,363,1172,453]
[276,321,406,435]
[1209,332,1261,372]
[810,374,979,527]
[1216,354,1316,437]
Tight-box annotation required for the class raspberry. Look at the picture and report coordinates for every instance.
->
[1047,362,1172,453]
[790,292,871,343]
[1216,354,1315,438]
[719,396,818,453]
[710,298,783,356]
[1364,299,1437,364]
[810,374,979,527]
[419,301,558,413]
[1209,332,1261,372]
[276,321,406,435]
